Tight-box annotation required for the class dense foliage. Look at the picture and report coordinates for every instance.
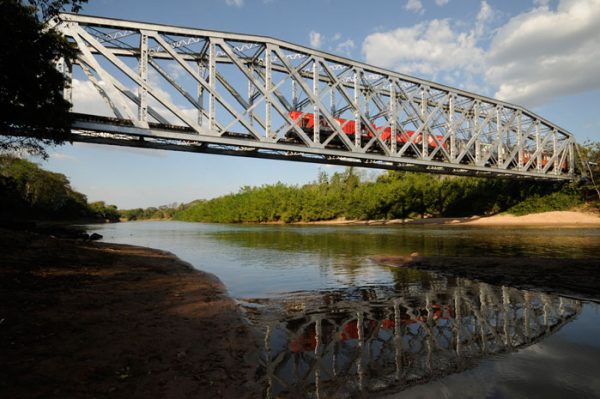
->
[120,204,183,221]
[0,0,87,158]
[0,155,118,221]
[173,168,583,224]
[579,140,600,203]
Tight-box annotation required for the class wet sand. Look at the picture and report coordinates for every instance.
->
[373,254,600,302]
[0,228,259,399]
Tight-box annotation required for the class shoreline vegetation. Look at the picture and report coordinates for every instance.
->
[170,169,591,224]
[0,227,259,399]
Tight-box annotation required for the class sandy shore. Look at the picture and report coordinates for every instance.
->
[280,210,600,227]
[0,228,259,399]
[461,210,600,226]
[373,255,600,302]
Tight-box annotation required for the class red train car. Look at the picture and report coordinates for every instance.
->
[289,111,445,148]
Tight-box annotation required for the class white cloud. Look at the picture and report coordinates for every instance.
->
[487,0,600,106]
[405,0,424,14]
[362,17,485,77]
[362,0,600,107]
[475,0,493,38]
[225,0,244,7]
[71,79,113,116]
[335,39,355,57]
[436,0,449,6]
[309,31,322,48]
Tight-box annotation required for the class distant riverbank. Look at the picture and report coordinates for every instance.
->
[260,210,600,227]
[0,228,259,399]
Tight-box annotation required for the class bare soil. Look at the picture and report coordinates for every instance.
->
[0,228,260,399]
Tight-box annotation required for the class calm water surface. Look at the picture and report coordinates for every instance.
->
[87,222,600,398]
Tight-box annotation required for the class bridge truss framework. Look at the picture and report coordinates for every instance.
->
[52,14,577,180]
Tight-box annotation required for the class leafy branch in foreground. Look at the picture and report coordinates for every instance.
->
[0,0,87,158]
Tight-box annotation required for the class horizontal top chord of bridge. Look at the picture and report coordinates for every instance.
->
[52,13,578,180]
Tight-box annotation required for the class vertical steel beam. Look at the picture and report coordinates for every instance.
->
[449,94,455,162]
[496,106,503,167]
[330,84,336,116]
[247,73,254,127]
[313,61,320,144]
[421,86,428,159]
[390,81,397,154]
[197,62,205,126]
[208,40,216,131]
[265,45,272,139]
[517,111,523,170]
[138,31,148,124]
[553,129,558,175]
[354,71,361,148]
[291,80,298,110]
[57,57,73,107]
[474,101,481,165]
[535,121,541,172]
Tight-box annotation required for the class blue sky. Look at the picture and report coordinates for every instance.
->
[40,0,600,208]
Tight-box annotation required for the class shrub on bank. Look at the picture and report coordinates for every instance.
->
[506,191,582,216]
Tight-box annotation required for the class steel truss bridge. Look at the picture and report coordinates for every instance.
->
[246,280,581,398]
[50,14,577,179]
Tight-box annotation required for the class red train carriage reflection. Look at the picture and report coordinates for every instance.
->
[289,304,454,353]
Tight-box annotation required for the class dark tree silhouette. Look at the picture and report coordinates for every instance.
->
[0,0,87,158]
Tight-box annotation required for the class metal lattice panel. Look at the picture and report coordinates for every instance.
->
[51,14,577,179]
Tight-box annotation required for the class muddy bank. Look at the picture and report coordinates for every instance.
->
[373,255,600,302]
[0,228,259,399]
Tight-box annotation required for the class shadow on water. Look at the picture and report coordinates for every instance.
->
[242,276,581,398]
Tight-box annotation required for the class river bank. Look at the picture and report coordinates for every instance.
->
[278,210,600,227]
[0,228,259,399]
[373,254,600,302]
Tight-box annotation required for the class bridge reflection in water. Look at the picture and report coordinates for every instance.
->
[243,278,581,398]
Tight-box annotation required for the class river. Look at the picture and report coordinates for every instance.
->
[87,221,600,398]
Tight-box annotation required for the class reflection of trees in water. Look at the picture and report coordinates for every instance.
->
[245,280,581,398]
[208,227,600,261]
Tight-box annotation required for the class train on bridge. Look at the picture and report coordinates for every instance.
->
[287,111,569,172]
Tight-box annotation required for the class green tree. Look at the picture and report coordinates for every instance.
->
[0,155,93,220]
[0,0,87,158]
